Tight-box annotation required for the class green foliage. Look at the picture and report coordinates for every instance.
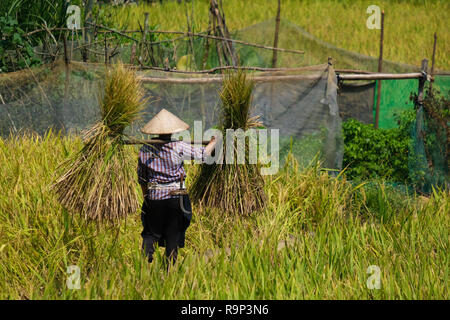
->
[0,0,69,71]
[0,0,67,36]
[0,15,41,72]
[342,118,411,182]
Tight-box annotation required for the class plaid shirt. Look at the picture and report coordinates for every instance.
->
[137,141,205,200]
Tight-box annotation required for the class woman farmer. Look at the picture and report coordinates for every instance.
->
[137,109,217,265]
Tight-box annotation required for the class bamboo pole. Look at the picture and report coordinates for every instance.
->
[83,0,94,62]
[104,36,108,65]
[138,74,321,84]
[136,63,324,74]
[63,34,70,133]
[374,10,385,129]
[63,35,70,65]
[185,4,197,70]
[123,138,209,145]
[87,23,305,55]
[25,24,305,56]
[430,32,437,90]
[272,0,281,68]
[337,72,423,80]
[415,59,429,166]
[142,12,150,63]
[418,59,428,105]
[140,72,425,84]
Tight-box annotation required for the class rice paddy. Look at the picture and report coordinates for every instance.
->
[0,0,448,302]
[0,132,448,299]
[104,0,450,70]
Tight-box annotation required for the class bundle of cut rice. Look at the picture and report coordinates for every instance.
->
[190,70,266,215]
[52,63,148,224]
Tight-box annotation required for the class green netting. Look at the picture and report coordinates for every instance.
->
[434,75,450,94]
[372,76,450,129]
[409,104,449,193]
[0,61,344,171]
[373,79,417,129]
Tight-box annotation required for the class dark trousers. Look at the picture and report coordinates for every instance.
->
[141,196,191,265]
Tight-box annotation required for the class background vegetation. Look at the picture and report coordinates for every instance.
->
[104,0,450,70]
[0,0,69,71]
[342,118,411,182]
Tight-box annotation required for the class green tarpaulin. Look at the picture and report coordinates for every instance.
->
[374,75,450,129]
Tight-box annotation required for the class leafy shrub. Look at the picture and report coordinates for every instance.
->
[0,0,69,72]
[0,15,41,72]
[342,118,411,182]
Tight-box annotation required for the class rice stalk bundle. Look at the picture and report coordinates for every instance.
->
[52,63,148,224]
[190,70,266,215]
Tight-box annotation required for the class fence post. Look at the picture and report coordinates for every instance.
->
[83,0,94,62]
[272,0,281,68]
[104,36,107,65]
[139,12,150,64]
[430,32,437,91]
[418,59,428,105]
[374,10,384,129]
[63,35,70,66]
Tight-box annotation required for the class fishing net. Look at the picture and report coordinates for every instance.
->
[0,60,343,172]
[1,19,449,189]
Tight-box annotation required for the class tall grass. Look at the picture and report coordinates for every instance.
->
[0,133,448,299]
[103,0,450,70]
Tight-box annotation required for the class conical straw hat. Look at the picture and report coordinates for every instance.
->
[141,108,190,134]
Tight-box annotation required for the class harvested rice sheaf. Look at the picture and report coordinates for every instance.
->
[190,70,266,215]
[52,63,148,224]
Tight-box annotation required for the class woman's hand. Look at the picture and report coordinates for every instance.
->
[205,136,217,156]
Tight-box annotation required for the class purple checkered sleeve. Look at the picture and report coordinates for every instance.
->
[137,141,205,200]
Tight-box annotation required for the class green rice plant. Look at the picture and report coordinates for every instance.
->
[104,0,450,70]
[0,132,448,299]
[190,70,266,215]
[52,62,148,224]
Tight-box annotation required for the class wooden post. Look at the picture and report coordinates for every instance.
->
[209,0,236,66]
[130,42,136,65]
[374,10,384,129]
[104,36,108,65]
[415,59,429,166]
[143,12,149,61]
[430,32,437,91]
[272,0,281,68]
[83,0,94,62]
[61,33,70,134]
[185,6,197,70]
[138,12,150,65]
[63,35,70,66]
[418,59,428,105]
